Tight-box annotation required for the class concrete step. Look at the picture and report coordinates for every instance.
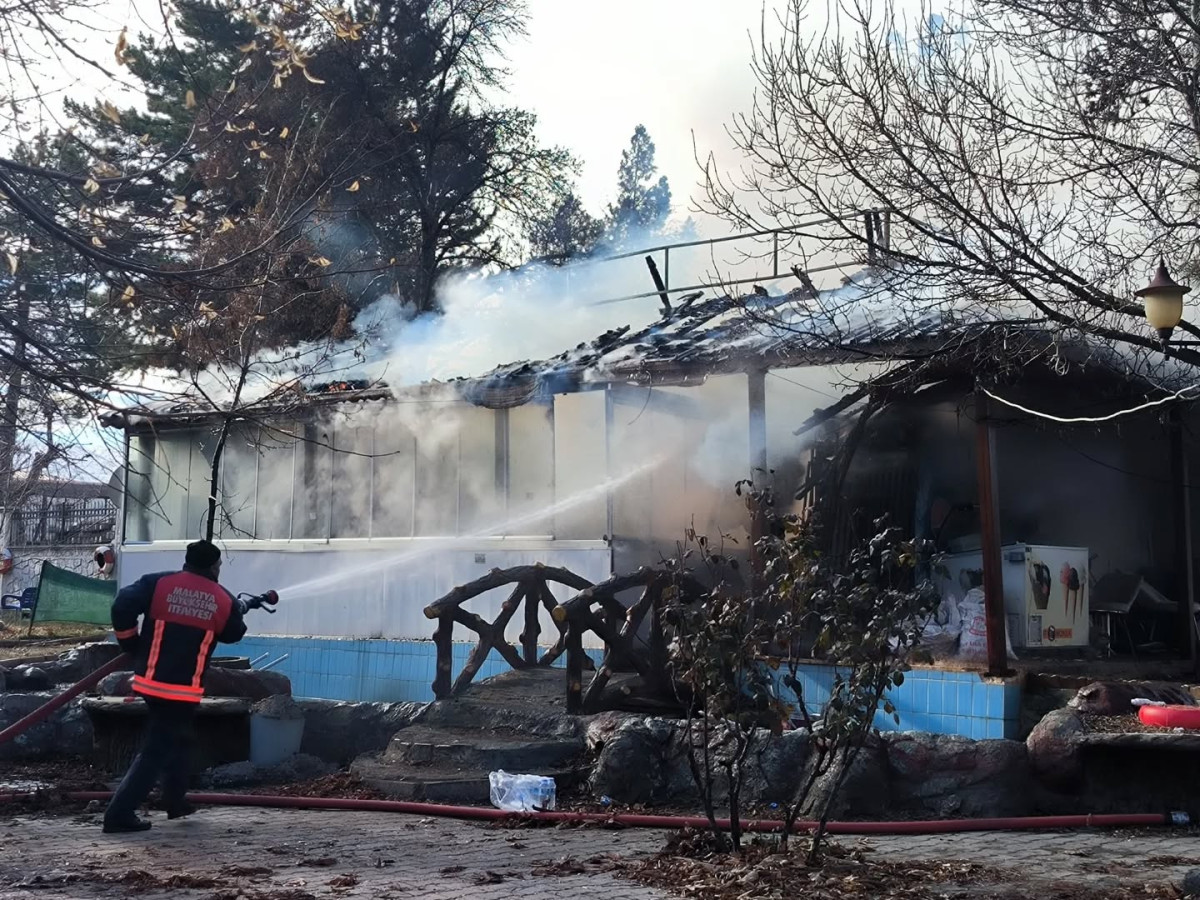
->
[382,725,583,771]
[350,669,594,804]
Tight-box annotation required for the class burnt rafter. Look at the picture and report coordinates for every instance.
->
[424,564,594,699]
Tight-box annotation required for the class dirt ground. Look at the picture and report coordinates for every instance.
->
[0,802,1196,900]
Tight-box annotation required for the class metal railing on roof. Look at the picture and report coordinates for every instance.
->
[559,209,890,308]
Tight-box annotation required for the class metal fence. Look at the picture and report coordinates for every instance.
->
[9,499,117,548]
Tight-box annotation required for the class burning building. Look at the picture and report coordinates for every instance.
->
[103,228,1199,738]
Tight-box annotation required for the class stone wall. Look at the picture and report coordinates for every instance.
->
[0,693,92,760]
[587,714,1037,818]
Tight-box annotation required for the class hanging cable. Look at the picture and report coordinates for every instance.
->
[983,385,1200,424]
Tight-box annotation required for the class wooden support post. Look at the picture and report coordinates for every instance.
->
[1185,447,1198,677]
[565,625,584,714]
[748,369,768,475]
[452,635,495,695]
[974,389,1011,677]
[432,615,454,700]
[522,580,541,664]
[748,369,768,595]
[1168,408,1198,673]
[648,596,667,690]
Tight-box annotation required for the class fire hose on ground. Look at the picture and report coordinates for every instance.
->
[0,584,1188,837]
[0,790,1185,835]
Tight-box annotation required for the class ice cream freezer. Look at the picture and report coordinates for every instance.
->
[939,544,1089,649]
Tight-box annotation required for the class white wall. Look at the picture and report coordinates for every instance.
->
[119,540,612,647]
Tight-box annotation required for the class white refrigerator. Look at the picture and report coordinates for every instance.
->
[939,544,1090,649]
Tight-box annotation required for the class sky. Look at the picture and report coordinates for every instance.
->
[26,0,782,218]
[502,1,783,231]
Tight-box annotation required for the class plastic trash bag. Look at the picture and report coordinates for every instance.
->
[957,588,1017,661]
[892,594,962,658]
[488,770,557,812]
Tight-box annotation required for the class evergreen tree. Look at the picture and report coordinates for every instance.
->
[527,190,604,263]
[606,124,671,247]
[69,0,575,332]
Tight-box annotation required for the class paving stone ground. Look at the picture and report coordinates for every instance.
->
[0,806,1197,898]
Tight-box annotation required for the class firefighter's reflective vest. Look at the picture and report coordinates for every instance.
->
[111,570,247,703]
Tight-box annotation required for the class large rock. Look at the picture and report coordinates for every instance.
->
[297,699,425,765]
[97,667,292,700]
[884,733,1032,817]
[0,693,92,759]
[42,643,127,684]
[740,729,811,806]
[798,734,891,820]
[97,672,133,696]
[1182,868,1200,897]
[205,667,291,700]
[588,716,811,807]
[1026,708,1086,791]
[589,716,689,805]
[2,643,129,691]
[1069,681,1196,715]
[7,666,51,692]
[2,643,128,693]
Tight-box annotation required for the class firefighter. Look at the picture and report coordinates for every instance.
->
[103,539,247,833]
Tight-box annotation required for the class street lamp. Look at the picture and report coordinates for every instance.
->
[1136,257,1193,347]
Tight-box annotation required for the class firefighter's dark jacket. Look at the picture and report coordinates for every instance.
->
[111,569,247,703]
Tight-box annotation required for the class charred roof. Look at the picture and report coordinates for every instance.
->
[104,267,1177,430]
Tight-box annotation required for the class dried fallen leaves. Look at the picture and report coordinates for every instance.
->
[533,830,1188,900]
[242,772,386,800]
[297,857,338,868]
[219,865,275,878]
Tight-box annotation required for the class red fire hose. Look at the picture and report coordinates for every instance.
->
[0,653,129,746]
[0,790,1181,835]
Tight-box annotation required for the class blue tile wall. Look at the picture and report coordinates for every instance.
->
[772,662,1022,740]
[220,637,1023,740]
[220,635,603,704]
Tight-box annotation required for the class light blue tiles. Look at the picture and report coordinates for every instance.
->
[221,636,1023,739]
[220,635,605,704]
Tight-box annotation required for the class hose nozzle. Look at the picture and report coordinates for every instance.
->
[238,589,280,614]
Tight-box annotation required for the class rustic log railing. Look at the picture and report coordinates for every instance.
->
[423,564,594,700]
[552,567,707,714]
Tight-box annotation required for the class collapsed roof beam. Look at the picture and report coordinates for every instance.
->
[644,256,671,314]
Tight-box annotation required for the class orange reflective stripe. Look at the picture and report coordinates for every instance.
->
[132,675,203,702]
[145,619,166,680]
[192,630,215,690]
[113,627,138,640]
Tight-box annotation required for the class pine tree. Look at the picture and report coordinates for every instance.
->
[606,125,672,247]
[527,190,604,263]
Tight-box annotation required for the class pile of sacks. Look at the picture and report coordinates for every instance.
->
[913,587,1017,662]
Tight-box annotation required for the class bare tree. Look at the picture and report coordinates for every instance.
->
[701,0,1200,379]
